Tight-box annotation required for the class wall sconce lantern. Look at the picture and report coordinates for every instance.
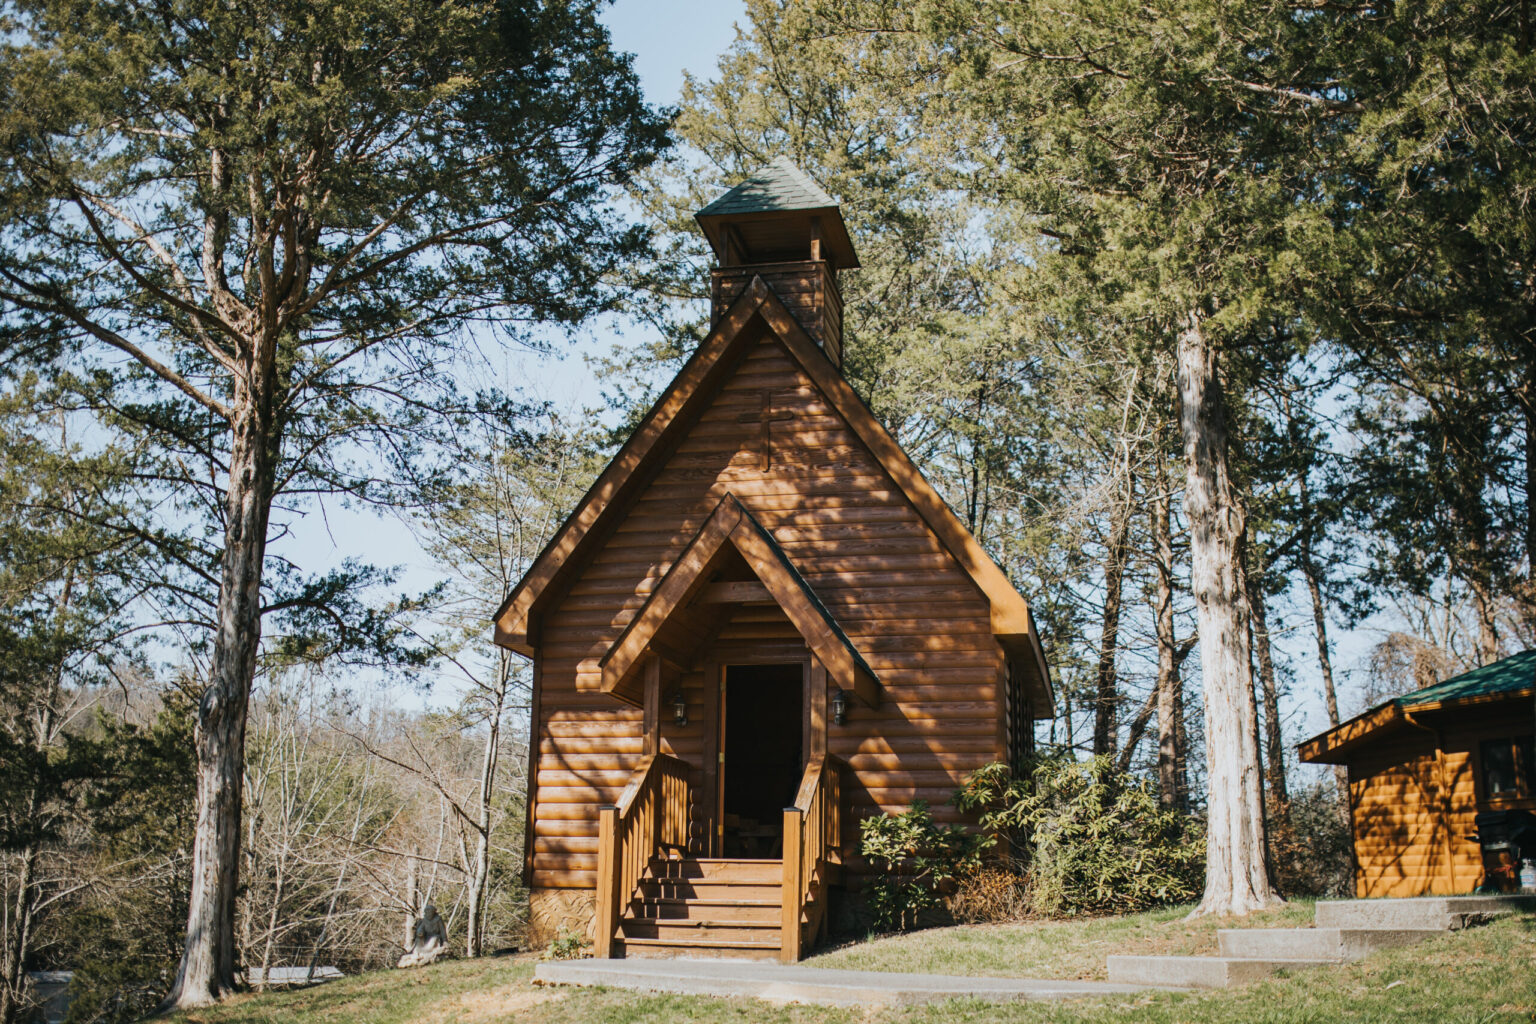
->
[831,688,849,727]
[669,690,689,727]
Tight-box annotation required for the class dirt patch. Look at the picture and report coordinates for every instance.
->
[406,984,564,1024]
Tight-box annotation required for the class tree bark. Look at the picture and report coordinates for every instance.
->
[1465,549,1501,666]
[1525,365,1536,581]
[164,367,280,1008]
[1299,522,1350,802]
[1176,311,1282,917]
[1248,571,1289,822]
[466,651,510,958]
[1093,502,1133,757]
[1151,450,1186,809]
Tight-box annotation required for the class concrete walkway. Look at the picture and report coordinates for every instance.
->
[533,957,1170,1007]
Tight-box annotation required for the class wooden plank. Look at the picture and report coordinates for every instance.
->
[593,805,620,958]
[642,656,660,757]
[698,580,774,604]
[781,808,804,963]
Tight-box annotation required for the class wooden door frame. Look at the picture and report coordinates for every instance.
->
[703,642,825,856]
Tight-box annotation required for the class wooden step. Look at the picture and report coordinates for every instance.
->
[618,936,781,961]
[622,918,781,943]
[637,878,782,903]
[648,857,783,883]
[631,896,780,923]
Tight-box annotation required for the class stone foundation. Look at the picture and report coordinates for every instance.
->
[527,887,596,949]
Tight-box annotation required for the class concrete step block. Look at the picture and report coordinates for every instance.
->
[1105,954,1335,989]
[1218,927,1442,960]
[1314,896,1536,932]
[536,958,1172,1005]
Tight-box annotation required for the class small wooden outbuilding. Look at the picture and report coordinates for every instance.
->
[493,159,1053,959]
[1299,649,1536,898]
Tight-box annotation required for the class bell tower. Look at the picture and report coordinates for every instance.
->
[695,157,860,366]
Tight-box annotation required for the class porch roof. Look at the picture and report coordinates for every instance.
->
[598,493,880,709]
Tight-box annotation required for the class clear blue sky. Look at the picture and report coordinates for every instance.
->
[601,0,745,107]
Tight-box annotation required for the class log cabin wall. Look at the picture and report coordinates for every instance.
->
[1348,731,1473,898]
[1346,698,1532,898]
[527,325,1006,902]
[711,261,842,364]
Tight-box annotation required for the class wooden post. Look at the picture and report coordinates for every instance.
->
[808,663,827,760]
[781,808,803,963]
[594,806,620,958]
[642,656,661,758]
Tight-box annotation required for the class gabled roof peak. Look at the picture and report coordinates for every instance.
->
[697,156,838,218]
[694,158,860,269]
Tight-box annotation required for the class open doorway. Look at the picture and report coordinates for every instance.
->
[720,663,804,858]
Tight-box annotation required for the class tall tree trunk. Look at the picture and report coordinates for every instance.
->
[1093,502,1133,757]
[466,653,509,959]
[1118,689,1158,772]
[257,855,286,993]
[1465,549,1501,666]
[1248,572,1289,822]
[1152,450,1185,809]
[1176,311,1282,917]
[1299,522,1350,803]
[164,377,280,1008]
[1525,365,1536,580]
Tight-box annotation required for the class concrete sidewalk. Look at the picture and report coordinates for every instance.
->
[533,957,1171,1007]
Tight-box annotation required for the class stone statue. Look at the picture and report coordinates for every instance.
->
[396,903,448,968]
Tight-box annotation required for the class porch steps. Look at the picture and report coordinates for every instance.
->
[1106,895,1536,989]
[618,857,791,960]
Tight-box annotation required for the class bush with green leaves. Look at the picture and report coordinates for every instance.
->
[952,756,1205,917]
[858,801,989,932]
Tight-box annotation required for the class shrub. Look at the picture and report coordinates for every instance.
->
[858,801,989,931]
[544,932,589,960]
[953,755,1205,917]
[947,866,1029,924]
[1269,778,1354,898]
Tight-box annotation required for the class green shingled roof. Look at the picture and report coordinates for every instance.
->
[696,157,838,217]
[1396,648,1536,709]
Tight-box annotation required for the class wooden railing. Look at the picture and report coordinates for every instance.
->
[593,753,690,958]
[780,753,845,961]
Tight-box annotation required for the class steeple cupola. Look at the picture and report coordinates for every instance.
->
[696,157,859,365]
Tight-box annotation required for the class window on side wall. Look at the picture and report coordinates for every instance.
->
[1479,734,1535,802]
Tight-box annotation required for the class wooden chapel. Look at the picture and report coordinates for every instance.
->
[494,158,1054,961]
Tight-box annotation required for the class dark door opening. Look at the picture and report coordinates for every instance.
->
[721,663,804,859]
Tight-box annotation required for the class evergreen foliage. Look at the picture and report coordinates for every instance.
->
[857,802,989,932]
[953,758,1206,917]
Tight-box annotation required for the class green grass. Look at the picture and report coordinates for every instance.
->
[170,906,1536,1024]
[806,900,1318,980]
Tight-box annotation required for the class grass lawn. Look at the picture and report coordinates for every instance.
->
[806,900,1317,980]
[169,905,1536,1024]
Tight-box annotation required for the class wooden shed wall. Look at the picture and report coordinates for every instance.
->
[1342,695,1536,898]
[529,328,1005,890]
[1348,730,1481,898]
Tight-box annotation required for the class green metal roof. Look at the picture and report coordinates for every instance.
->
[1395,648,1536,709]
[696,157,838,217]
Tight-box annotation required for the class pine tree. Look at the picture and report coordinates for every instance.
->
[0,0,668,1005]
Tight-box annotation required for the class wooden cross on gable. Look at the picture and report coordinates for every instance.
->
[736,389,797,470]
